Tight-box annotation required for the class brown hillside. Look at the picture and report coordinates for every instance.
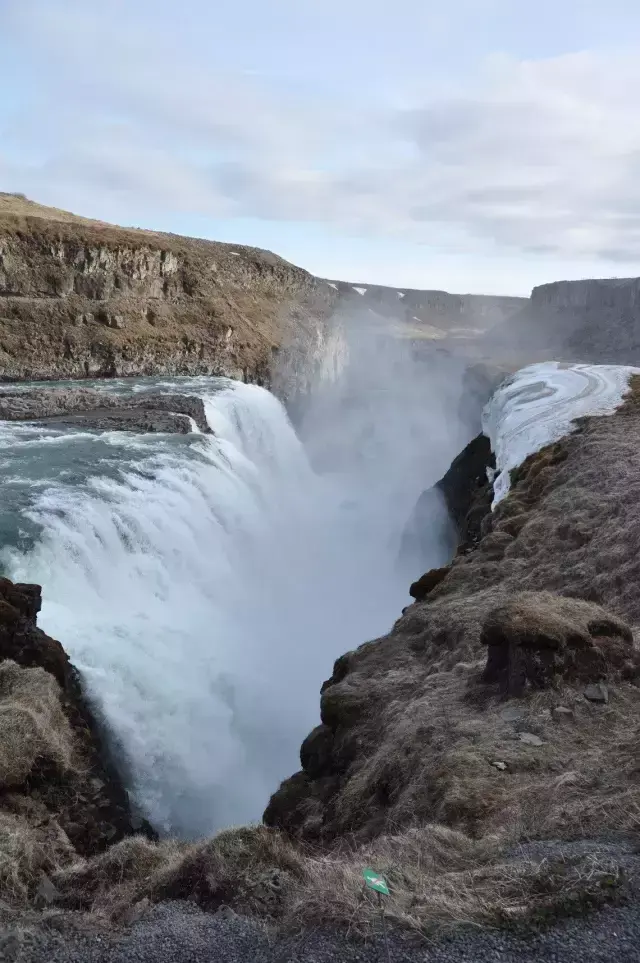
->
[0,194,526,389]
[0,193,336,387]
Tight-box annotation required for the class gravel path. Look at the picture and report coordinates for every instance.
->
[4,842,640,963]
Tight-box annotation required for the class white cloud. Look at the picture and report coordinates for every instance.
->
[4,1,640,267]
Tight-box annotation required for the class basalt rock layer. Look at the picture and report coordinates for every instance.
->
[0,194,337,392]
[0,387,212,434]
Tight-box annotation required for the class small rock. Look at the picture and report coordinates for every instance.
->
[35,874,61,907]
[215,905,239,920]
[584,683,609,704]
[552,706,575,722]
[519,732,544,746]
[500,707,525,723]
[491,761,508,771]
[121,897,150,926]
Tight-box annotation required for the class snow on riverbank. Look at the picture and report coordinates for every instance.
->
[483,362,640,505]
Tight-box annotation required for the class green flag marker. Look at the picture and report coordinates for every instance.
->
[363,869,389,896]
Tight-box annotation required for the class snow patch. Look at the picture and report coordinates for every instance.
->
[397,292,405,299]
[327,282,338,290]
[483,362,640,506]
[230,252,240,257]
[353,286,367,296]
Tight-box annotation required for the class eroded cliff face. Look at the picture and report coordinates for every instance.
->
[0,194,529,392]
[325,279,525,337]
[0,195,337,387]
[485,277,640,365]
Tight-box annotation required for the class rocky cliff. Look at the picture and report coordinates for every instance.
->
[325,278,525,339]
[0,575,139,905]
[0,193,337,389]
[0,194,528,393]
[485,276,640,365]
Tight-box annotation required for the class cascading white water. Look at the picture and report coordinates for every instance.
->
[1,334,469,838]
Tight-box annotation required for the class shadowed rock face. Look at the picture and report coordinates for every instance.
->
[485,277,640,365]
[0,577,139,857]
[0,387,212,434]
[400,432,495,580]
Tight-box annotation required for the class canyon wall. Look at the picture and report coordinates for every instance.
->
[0,194,337,389]
[326,278,525,338]
[486,277,640,364]
[0,194,527,393]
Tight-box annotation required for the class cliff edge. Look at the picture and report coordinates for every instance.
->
[0,193,335,388]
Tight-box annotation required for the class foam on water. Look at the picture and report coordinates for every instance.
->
[484,362,640,505]
[2,368,459,837]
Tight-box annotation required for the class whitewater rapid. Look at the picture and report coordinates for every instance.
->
[1,372,459,837]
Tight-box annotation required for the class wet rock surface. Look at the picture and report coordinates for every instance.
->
[0,388,211,434]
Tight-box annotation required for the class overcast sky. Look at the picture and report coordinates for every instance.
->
[2,0,640,294]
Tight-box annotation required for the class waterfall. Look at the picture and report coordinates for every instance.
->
[2,349,465,837]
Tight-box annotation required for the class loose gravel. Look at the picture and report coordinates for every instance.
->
[4,841,640,963]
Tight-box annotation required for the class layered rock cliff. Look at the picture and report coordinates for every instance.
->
[485,276,640,364]
[0,193,336,388]
[0,194,527,393]
[326,278,525,338]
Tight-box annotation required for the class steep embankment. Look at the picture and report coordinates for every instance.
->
[0,193,336,388]
[0,576,138,896]
[265,366,640,848]
[486,277,640,365]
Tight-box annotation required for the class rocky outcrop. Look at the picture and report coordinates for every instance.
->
[436,434,495,546]
[485,277,640,365]
[0,577,138,863]
[265,387,640,844]
[0,195,337,390]
[0,194,526,394]
[481,591,638,696]
[400,433,495,580]
[0,387,212,433]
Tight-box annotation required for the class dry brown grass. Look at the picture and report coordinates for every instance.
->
[0,660,74,788]
[0,812,75,905]
[45,823,625,937]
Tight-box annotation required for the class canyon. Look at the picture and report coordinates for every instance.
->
[2,194,640,961]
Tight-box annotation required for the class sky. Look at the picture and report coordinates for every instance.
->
[2,0,640,294]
